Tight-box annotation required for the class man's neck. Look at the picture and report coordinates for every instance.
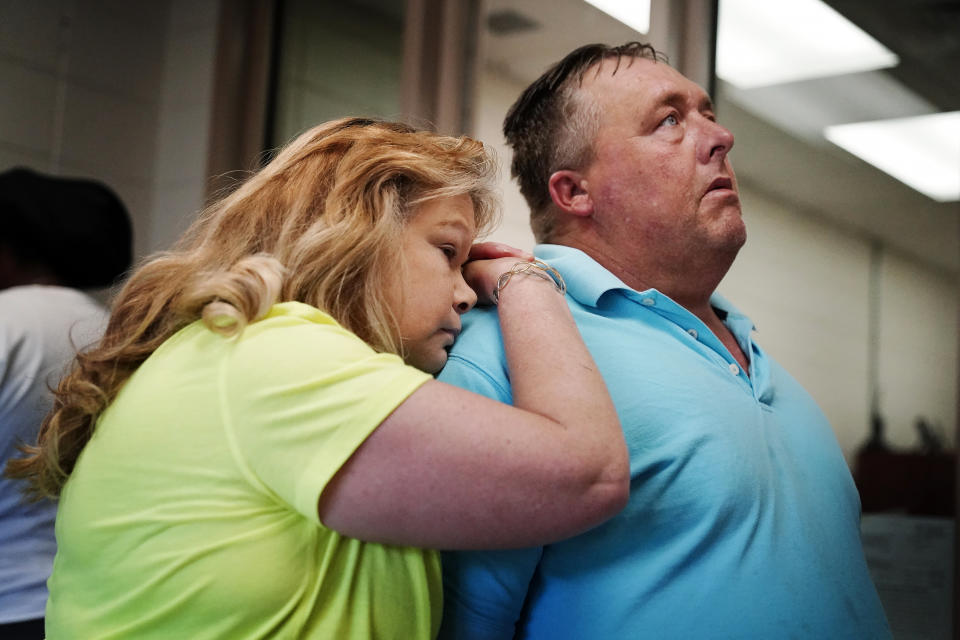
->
[556,235,725,308]
[554,233,749,372]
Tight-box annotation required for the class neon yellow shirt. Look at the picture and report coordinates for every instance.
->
[46,302,435,639]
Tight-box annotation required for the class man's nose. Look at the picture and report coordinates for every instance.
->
[706,120,735,162]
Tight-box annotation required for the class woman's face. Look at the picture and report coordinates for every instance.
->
[386,194,478,374]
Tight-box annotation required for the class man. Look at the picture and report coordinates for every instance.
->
[0,167,131,639]
[438,42,889,639]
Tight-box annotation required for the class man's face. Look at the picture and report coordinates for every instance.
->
[579,57,745,265]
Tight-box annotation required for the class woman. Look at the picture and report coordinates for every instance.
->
[7,118,628,638]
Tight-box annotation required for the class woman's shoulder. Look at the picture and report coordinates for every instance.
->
[259,301,338,327]
[235,301,402,374]
[245,302,364,350]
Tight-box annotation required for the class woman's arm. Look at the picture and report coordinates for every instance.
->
[319,253,629,550]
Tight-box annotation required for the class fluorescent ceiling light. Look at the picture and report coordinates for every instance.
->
[582,0,649,34]
[825,112,960,202]
[717,0,899,88]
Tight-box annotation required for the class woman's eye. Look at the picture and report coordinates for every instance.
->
[440,245,457,260]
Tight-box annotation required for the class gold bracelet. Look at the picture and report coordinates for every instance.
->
[492,259,567,303]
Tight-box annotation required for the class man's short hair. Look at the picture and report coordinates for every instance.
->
[503,42,664,242]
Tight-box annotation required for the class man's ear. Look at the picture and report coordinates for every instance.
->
[548,170,593,217]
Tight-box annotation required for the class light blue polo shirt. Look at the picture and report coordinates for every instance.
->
[438,245,890,639]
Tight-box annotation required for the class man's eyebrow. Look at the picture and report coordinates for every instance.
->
[653,90,715,113]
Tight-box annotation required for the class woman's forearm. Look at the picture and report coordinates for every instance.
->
[496,270,628,502]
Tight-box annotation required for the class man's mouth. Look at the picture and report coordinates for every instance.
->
[706,177,734,194]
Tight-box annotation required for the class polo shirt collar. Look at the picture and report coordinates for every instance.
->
[535,243,757,336]
[536,244,631,307]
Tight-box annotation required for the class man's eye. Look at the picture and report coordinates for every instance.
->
[441,245,457,260]
[661,114,679,127]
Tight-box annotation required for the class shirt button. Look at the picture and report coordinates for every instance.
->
[729,363,740,376]
[687,329,698,339]
[641,297,655,306]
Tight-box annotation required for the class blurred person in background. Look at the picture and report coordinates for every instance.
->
[0,167,132,640]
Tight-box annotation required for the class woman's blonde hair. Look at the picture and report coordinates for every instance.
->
[7,117,499,499]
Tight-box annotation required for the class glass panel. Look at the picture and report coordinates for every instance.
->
[269,0,405,147]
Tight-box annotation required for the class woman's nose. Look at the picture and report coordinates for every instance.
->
[455,275,477,314]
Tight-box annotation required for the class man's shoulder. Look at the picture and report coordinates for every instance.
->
[440,307,511,400]
[452,306,504,353]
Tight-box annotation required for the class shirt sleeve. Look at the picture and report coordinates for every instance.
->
[221,316,431,523]
[436,351,541,639]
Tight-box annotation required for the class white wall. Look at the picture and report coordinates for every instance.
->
[474,64,959,462]
[150,0,220,253]
[0,0,165,258]
[0,0,221,261]
[472,67,536,250]
[875,252,958,450]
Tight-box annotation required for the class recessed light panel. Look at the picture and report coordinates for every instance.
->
[825,112,960,202]
[717,0,899,88]
[582,0,650,34]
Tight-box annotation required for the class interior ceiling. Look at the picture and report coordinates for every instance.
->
[481,0,960,273]
[827,0,960,112]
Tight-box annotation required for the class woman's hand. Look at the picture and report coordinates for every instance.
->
[463,242,533,305]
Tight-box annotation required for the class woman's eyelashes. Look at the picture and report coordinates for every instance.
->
[440,244,457,260]
[441,240,472,266]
